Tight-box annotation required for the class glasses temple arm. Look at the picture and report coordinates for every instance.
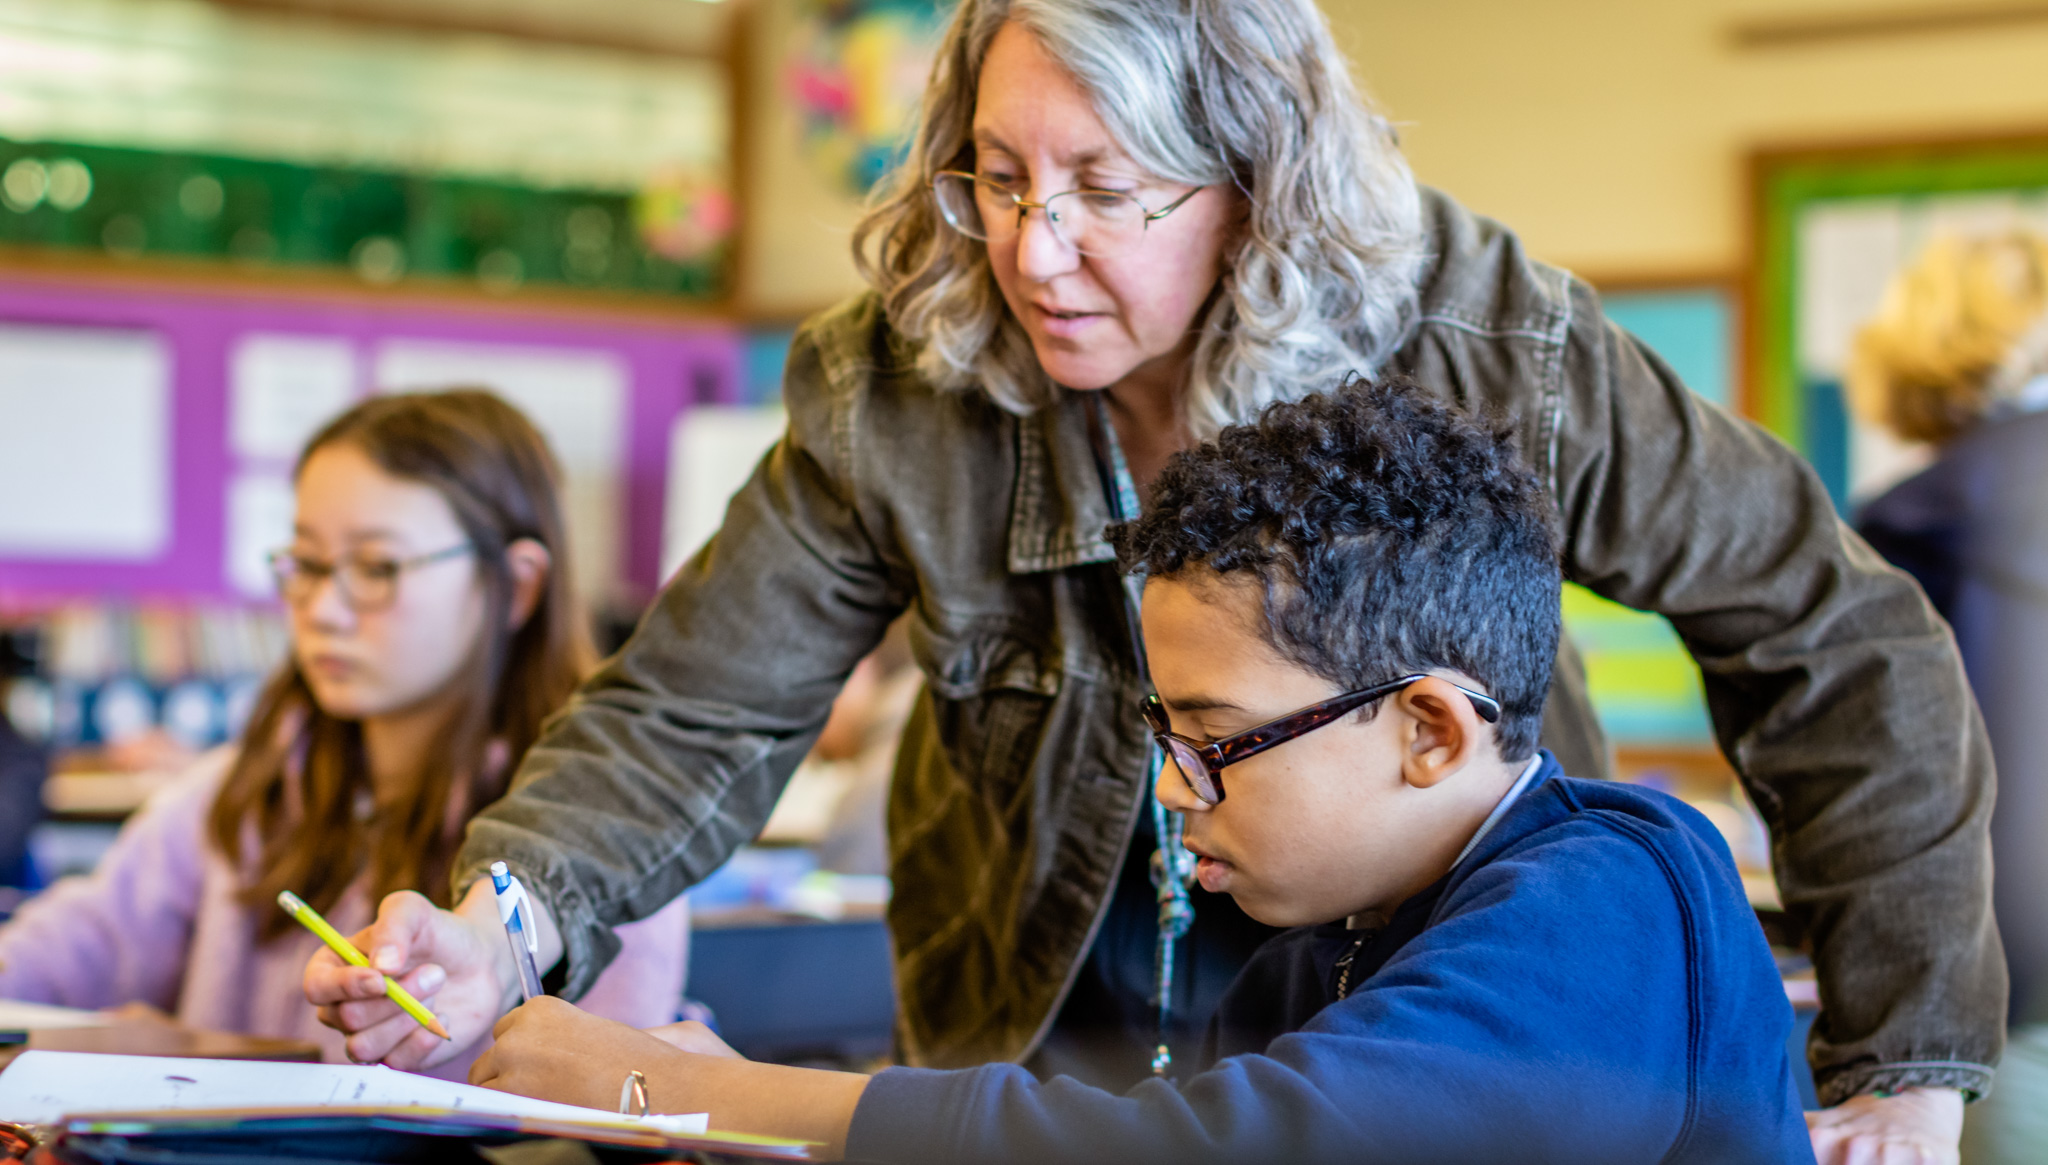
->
[1210,685,1392,768]
[1145,185,1207,221]
[1453,685,1503,723]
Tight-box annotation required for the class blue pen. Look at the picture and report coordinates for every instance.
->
[489,861,546,1003]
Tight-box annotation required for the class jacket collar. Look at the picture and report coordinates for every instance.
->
[1438,750,1566,887]
[1007,390,1121,574]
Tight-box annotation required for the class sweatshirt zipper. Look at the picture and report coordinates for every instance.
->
[1334,932,1372,1000]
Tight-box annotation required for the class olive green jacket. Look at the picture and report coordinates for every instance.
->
[458,189,2002,1105]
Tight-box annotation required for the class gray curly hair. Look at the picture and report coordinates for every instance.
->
[852,0,1429,438]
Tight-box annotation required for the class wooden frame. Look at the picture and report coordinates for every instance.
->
[1729,2,2048,50]
[0,242,734,328]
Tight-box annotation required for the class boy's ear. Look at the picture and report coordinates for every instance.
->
[1394,677,1483,790]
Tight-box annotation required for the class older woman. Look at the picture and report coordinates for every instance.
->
[310,1,1994,1159]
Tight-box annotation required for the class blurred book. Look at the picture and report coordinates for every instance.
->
[0,1000,106,1030]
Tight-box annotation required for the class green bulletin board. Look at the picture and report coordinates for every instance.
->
[0,137,722,299]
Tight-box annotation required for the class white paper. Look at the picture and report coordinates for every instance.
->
[661,405,787,581]
[229,334,360,460]
[0,1050,707,1135]
[1915,190,2027,249]
[0,999,111,1030]
[223,472,297,598]
[0,323,170,559]
[1796,200,1904,380]
[2023,193,2048,243]
[372,342,628,603]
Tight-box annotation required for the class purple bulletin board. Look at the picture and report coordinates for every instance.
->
[0,275,742,604]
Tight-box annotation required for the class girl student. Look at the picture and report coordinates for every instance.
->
[0,389,689,1077]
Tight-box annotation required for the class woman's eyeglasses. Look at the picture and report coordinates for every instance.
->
[1140,675,1503,805]
[267,544,472,612]
[929,170,1204,258]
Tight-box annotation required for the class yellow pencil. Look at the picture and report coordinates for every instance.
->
[277,890,451,1041]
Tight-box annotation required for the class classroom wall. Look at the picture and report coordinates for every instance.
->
[1322,0,2048,279]
[0,275,741,606]
[733,0,891,319]
[733,0,2048,312]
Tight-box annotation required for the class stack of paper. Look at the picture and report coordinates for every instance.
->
[0,1050,707,1134]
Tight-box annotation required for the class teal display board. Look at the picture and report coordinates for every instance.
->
[1564,283,1738,747]
[1604,288,1734,410]
[0,138,721,299]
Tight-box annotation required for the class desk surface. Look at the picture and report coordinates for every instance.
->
[0,1023,321,1071]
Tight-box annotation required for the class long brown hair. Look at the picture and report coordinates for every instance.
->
[210,390,593,940]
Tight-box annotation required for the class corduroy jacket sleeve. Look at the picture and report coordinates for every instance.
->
[452,308,906,1000]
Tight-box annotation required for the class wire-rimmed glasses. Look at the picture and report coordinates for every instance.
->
[930,170,1204,257]
[267,544,472,612]
[1140,675,1504,805]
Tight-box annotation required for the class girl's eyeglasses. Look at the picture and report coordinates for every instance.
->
[267,544,472,612]
[1140,675,1503,805]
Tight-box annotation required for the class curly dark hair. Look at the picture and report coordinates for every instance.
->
[1110,376,1562,761]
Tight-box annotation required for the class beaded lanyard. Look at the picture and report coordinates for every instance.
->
[1084,394,1198,1079]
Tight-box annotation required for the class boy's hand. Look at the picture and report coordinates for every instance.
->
[1807,1088,1962,1165]
[303,888,512,1069]
[471,997,692,1112]
[478,998,868,1156]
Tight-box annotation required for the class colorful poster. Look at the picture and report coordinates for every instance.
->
[786,0,947,196]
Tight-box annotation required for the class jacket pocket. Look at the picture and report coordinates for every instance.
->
[914,623,1063,818]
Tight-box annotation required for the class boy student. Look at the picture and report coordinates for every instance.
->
[472,378,1812,1163]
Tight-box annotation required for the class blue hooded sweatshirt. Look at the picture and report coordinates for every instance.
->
[845,753,1813,1164]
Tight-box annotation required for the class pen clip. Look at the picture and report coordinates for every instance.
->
[491,865,540,955]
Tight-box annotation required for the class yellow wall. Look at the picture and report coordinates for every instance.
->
[1324,0,2048,278]
[735,0,2048,313]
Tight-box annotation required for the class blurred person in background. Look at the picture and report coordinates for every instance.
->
[0,391,689,1078]
[1850,232,2048,1164]
[315,2,1993,1158]
[0,711,45,893]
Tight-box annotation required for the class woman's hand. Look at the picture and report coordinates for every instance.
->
[1807,1088,1963,1165]
[471,997,695,1112]
[302,887,513,1070]
[476,997,871,1158]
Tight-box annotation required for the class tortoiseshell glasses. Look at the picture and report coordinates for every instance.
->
[1140,674,1503,805]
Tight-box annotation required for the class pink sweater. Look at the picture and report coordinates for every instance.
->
[0,749,691,1081]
